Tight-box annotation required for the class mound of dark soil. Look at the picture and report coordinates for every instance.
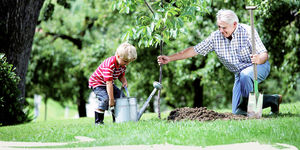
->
[168,107,248,121]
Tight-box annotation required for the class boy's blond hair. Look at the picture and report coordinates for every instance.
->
[115,42,137,62]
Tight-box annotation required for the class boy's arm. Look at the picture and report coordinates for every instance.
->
[119,75,128,87]
[106,81,115,107]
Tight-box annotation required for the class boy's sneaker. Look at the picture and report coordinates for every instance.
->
[95,122,104,125]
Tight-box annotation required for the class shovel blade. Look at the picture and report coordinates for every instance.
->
[247,93,263,118]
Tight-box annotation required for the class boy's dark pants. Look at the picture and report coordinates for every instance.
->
[92,85,125,124]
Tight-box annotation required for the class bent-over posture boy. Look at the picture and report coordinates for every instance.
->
[89,43,137,124]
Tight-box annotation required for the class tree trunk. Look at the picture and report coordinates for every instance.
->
[193,78,203,107]
[190,57,205,108]
[77,71,87,117]
[77,98,87,117]
[0,0,45,102]
[44,97,47,121]
[77,85,87,117]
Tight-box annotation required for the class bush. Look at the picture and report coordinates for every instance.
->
[0,54,31,126]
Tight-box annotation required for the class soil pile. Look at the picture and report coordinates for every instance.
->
[168,107,247,121]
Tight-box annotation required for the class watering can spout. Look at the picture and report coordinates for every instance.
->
[137,81,162,121]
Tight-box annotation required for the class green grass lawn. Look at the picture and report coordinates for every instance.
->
[27,97,78,121]
[0,102,299,149]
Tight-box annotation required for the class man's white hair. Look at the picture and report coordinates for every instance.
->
[216,9,239,25]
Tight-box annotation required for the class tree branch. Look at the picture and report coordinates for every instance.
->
[144,0,155,15]
[46,32,82,49]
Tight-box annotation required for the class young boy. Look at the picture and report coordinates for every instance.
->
[89,43,137,125]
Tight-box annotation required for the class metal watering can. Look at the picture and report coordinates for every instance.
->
[114,81,162,123]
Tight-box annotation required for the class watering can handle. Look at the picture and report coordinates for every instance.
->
[124,86,130,97]
[120,86,130,98]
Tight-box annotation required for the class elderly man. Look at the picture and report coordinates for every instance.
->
[157,9,282,115]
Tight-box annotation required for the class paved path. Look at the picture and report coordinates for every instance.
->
[0,136,298,150]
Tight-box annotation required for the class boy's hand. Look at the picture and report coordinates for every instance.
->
[109,99,115,107]
[122,81,128,88]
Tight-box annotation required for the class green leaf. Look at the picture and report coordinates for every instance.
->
[149,38,153,46]
[138,39,143,47]
[146,26,152,37]
[112,2,116,10]
[136,27,144,39]
[178,18,184,27]
[150,22,155,32]
[131,28,137,39]
[154,34,162,41]
[126,6,130,14]
[121,31,130,42]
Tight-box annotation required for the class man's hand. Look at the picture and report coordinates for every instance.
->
[251,52,268,65]
[157,55,170,65]
[251,54,260,64]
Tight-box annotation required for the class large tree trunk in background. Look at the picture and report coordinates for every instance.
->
[78,97,87,117]
[77,87,87,117]
[190,57,205,108]
[193,78,203,107]
[77,71,87,117]
[0,0,45,102]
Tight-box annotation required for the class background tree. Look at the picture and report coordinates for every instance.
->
[255,0,300,103]
[0,0,45,103]
[0,0,45,125]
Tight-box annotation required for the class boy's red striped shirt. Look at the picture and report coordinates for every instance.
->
[89,56,126,88]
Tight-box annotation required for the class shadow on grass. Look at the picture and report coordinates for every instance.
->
[262,112,300,118]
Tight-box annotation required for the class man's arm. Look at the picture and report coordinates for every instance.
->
[157,47,198,65]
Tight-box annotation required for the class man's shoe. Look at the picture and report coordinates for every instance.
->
[270,94,282,114]
[235,108,247,116]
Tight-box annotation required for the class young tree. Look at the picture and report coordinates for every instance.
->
[114,0,209,117]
